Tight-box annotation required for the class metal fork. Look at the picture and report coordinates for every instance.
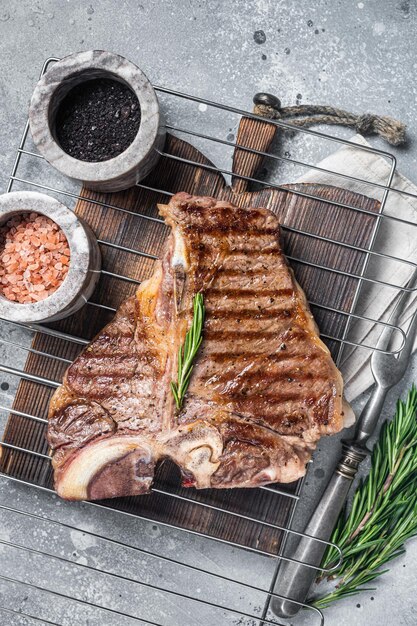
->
[272,287,417,618]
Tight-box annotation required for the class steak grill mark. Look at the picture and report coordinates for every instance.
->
[47,193,344,500]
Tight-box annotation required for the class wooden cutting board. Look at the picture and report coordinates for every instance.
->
[0,116,380,555]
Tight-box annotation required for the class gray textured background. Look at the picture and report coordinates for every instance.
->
[0,1,417,625]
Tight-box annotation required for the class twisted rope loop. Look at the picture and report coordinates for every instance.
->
[253,98,406,146]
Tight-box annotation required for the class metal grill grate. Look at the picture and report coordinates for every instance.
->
[0,57,416,625]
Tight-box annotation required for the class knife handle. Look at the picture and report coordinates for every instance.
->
[272,443,367,618]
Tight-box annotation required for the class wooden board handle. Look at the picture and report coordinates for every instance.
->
[231,115,278,194]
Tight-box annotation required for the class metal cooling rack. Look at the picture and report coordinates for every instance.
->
[0,57,417,625]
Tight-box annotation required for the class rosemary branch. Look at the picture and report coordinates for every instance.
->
[171,293,205,411]
[310,386,417,609]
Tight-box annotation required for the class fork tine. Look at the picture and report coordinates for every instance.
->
[398,308,417,364]
[373,269,417,356]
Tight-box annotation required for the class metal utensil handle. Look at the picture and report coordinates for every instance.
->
[272,442,367,618]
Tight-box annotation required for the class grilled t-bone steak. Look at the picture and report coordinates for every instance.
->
[48,192,345,500]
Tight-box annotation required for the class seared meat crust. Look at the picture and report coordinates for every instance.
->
[47,193,344,500]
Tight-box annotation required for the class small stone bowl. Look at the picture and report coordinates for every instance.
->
[0,191,101,324]
[29,50,165,192]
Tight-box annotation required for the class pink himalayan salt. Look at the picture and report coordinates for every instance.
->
[0,212,70,304]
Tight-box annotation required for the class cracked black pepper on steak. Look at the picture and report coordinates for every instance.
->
[55,78,141,162]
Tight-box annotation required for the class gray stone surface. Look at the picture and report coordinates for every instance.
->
[0,1,416,625]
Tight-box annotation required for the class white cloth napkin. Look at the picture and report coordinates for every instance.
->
[296,135,417,402]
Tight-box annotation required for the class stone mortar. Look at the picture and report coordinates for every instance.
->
[0,191,101,323]
[29,50,165,192]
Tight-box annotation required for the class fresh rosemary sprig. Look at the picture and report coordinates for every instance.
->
[171,293,205,411]
[310,385,417,609]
